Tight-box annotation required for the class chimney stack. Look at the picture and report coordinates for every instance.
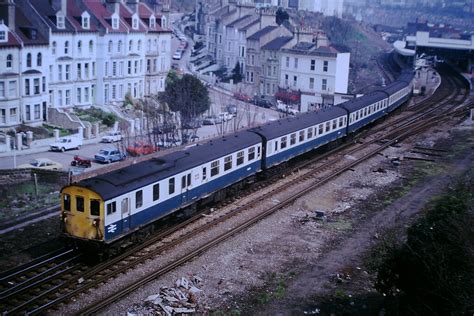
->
[2,0,16,31]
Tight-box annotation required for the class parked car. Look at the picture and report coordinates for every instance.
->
[102,131,122,143]
[18,158,63,170]
[276,100,299,115]
[94,149,126,163]
[253,97,273,108]
[126,142,158,156]
[227,104,237,116]
[233,92,252,102]
[50,137,82,152]
[182,119,202,129]
[182,133,200,143]
[172,50,183,60]
[156,139,182,148]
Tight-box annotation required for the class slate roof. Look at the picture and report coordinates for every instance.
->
[83,0,129,33]
[250,107,346,140]
[30,0,76,33]
[238,19,259,31]
[247,25,277,40]
[226,14,252,28]
[261,36,293,51]
[72,130,262,200]
[282,42,341,57]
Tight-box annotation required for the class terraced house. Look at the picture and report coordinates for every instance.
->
[0,0,171,129]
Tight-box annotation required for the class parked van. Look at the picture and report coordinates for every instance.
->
[49,137,82,152]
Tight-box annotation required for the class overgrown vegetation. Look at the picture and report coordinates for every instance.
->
[372,172,474,315]
[74,107,117,127]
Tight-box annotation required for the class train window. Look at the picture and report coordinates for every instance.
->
[153,183,160,201]
[274,140,278,152]
[307,128,313,139]
[332,119,337,129]
[318,124,323,135]
[76,196,84,212]
[187,174,191,187]
[280,137,287,149]
[355,112,359,120]
[63,194,71,211]
[257,146,261,157]
[237,151,244,165]
[106,201,116,215]
[224,155,232,171]
[325,122,330,132]
[211,161,219,177]
[290,133,296,145]
[181,175,186,188]
[90,200,100,216]
[202,167,207,180]
[299,131,305,142]
[135,190,143,208]
[248,147,255,160]
[339,117,343,127]
[169,178,175,194]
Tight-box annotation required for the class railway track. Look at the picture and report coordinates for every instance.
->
[1,68,471,315]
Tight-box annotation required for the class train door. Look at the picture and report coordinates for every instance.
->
[181,173,192,204]
[121,197,131,232]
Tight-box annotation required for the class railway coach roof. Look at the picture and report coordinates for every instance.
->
[337,91,387,112]
[73,131,262,200]
[380,80,410,94]
[250,107,347,139]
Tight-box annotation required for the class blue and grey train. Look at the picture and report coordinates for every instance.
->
[60,72,413,248]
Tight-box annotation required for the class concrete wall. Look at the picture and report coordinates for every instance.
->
[48,108,86,130]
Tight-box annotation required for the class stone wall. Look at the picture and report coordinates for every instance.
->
[0,168,69,186]
[48,108,85,130]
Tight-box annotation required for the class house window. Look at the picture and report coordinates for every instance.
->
[89,40,93,53]
[323,60,328,72]
[294,57,298,68]
[224,156,232,171]
[135,190,143,208]
[285,74,288,86]
[33,78,40,94]
[132,18,138,29]
[58,91,63,106]
[65,90,70,105]
[106,201,116,215]
[76,196,84,212]
[137,40,141,51]
[309,77,314,89]
[117,40,122,53]
[108,40,112,53]
[322,79,327,91]
[112,62,117,76]
[6,54,12,68]
[0,31,5,41]
[248,147,255,161]
[65,65,70,80]
[77,87,81,103]
[310,59,315,70]
[85,63,89,78]
[26,53,32,67]
[127,61,132,74]
[37,53,42,66]
[34,104,40,119]
[24,79,30,95]
[112,17,119,29]
[64,41,69,54]
[129,40,133,52]
[153,183,160,201]
[84,87,89,102]
[112,85,116,99]
[169,178,175,194]
[77,41,82,54]
[77,63,82,79]
[236,151,244,165]
[285,56,289,67]
[42,76,45,92]
[293,75,297,87]
[211,160,219,177]
[9,80,16,97]
[0,82,4,97]
[150,17,156,28]
[52,41,56,54]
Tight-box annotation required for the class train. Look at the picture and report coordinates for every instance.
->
[60,71,413,251]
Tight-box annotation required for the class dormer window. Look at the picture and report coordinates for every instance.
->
[112,16,119,29]
[149,16,156,29]
[0,31,6,42]
[82,16,89,29]
[57,14,65,29]
[132,17,139,30]
[161,16,167,28]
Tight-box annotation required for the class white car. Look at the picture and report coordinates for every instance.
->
[50,137,82,152]
[172,50,183,60]
[102,131,122,143]
[218,112,232,122]
[18,158,63,170]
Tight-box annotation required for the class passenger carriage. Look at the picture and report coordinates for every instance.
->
[337,91,389,134]
[250,107,348,169]
[382,71,414,112]
[61,131,263,246]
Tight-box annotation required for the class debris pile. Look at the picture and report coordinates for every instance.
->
[128,276,203,315]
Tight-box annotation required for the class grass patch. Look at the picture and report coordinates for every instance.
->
[74,107,117,127]
[326,219,353,231]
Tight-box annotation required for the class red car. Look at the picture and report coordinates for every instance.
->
[233,92,252,102]
[126,142,158,156]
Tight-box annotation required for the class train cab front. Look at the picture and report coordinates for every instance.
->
[60,185,105,250]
